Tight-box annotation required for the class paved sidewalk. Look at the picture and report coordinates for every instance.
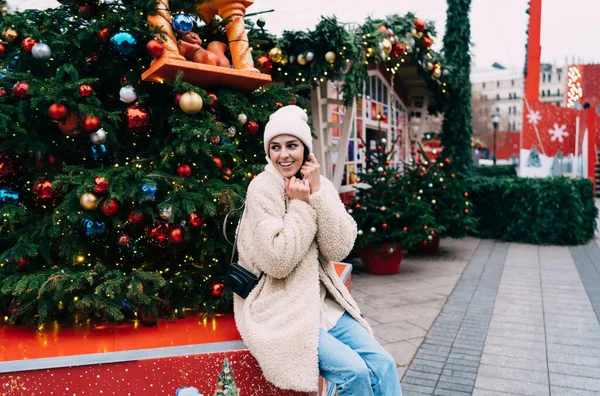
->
[353,234,600,396]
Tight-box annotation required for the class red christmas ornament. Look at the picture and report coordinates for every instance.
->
[58,112,81,137]
[274,102,283,107]
[34,178,53,201]
[403,227,408,232]
[128,210,144,223]
[170,227,184,244]
[94,176,109,194]
[358,143,365,149]
[213,157,223,169]
[123,105,151,135]
[12,82,29,99]
[79,84,93,98]
[117,232,131,245]
[97,28,110,43]
[395,173,400,179]
[147,221,170,246]
[16,258,30,272]
[464,209,469,214]
[0,88,7,97]
[355,204,361,209]
[86,54,98,65]
[177,164,192,177]
[392,44,404,58]
[146,39,164,58]
[137,307,158,326]
[424,225,429,230]
[100,199,119,216]
[464,192,469,197]
[188,212,203,227]
[211,282,225,297]
[174,94,182,106]
[257,55,273,74]
[223,168,232,177]
[377,145,383,151]
[245,121,259,135]
[82,115,101,132]
[78,4,94,19]
[382,223,388,229]
[48,104,68,121]
[419,173,424,177]
[49,155,56,165]
[21,37,36,53]
[414,18,426,32]
[451,173,456,178]
[422,37,433,49]
[442,185,447,190]
[0,43,5,57]
[210,136,221,144]
[207,93,218,109]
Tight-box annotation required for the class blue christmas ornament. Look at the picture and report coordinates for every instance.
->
[172,14,194,34]
[91,144,108,161]
[80,218,107,236]
[141,184,157,201]
[0,189,19,204]
[110,32,138,57]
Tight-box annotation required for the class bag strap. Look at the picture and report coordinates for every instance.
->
[223,203,245,267]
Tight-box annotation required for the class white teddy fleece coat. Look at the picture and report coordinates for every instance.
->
[233,163,373,392]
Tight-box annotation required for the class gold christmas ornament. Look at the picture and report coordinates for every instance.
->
[179,91,203,114]
[80,192,99,210]
[381,39,392,56]
[416,32,423,39]
[410,29,417,37]
[2,28,18,43]
[366,47,375,57]
[297,54,307,66]
[433,68,442,78]
[268,47,284,63]
[427,62,434,71]
[325,51,336,64]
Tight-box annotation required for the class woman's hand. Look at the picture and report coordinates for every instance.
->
[285,176,311,203]
[300,154,321,194]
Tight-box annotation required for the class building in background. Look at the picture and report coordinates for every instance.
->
[470,61,568,163]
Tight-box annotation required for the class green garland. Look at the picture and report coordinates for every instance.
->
[440,0,474,172]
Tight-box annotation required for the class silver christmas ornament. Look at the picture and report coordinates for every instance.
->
[31,43,51,60]
[227,126,237,137]
[237,113,248,125]
[89,128,107,145]
[159,205,173,220]
[305,52,314,61]
[119,85,137,104]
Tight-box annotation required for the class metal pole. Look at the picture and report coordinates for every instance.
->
[493,123,498,165]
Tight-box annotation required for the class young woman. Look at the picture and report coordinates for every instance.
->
[233,105,402,395]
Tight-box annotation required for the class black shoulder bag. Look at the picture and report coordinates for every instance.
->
[223,204,264,299]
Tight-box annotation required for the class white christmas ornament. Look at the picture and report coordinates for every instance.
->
[377,167,384,172]
[89,128,107,145]
[237,113,248,125]
[380,206,386,211]
[305,52,314,61]
[119,85,137,103]
[347,209,353,214]
[357,230,363,236]
[370,227,376,233]
[380,138,387,144]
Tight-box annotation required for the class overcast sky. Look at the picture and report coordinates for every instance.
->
[9,0,599,69]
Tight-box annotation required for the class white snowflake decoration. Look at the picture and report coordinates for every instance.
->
[527,110,541,125]
[548,123,568,143]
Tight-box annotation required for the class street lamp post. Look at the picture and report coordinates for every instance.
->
[491,112,500,165]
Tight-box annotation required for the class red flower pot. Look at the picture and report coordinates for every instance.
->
[358,242,404,275]
[416,234,440,254]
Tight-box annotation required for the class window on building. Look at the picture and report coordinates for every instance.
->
[497,81,500,88]
[509,107,512,115]
[548,74,552,83]
[558,74,561,82]
[514,93,518,99]
[547,89,551,96]
[542,74,546,83]
[557,89,560,96]
[542,91,546,97]
[496,107,500,113]
[508,93,512,99]
[483,83,486,89]
[370,76,376,99]
[383,86,388,105]
[511,80,515,87]
[496,94,500,100]
[377,78,383,103]
[365,77,370,97]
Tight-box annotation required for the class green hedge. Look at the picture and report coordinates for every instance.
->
[470,165,517,178]
[468,176,598,245]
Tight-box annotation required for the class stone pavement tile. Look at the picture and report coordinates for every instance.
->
[547,342,600,358]
[474,376,550,396]
[409,363,444,375]
[407,316,439,331]
[483,344,547,360]
[548,351,600,367]
[436,380,474,393]
[550,373,600,392]
[402,375,438,388]
[383,340,420,367]
[404,369,441,381]
[546,333,600,348]
[551,386,600,396]
[399,383,435,394]
[441,368,477,380]
[397,365,408,379]
[433,389,470,396]
[484,335,546,351]
[372,320,428,343]
[472,389,522,396]
[549,361,600,378]
[477,363,548,384]
[479,353,547,372]
[405,337,426,348]
[414,350,448,363]
[486,328,546,342]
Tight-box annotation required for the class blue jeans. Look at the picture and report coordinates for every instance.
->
[318,313,402,396]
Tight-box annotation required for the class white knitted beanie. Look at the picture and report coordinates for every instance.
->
[263,105,313,155]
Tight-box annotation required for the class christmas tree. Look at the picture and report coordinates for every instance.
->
[401,148,475,240]
[213,358,239,396]
[350,134,437,250]
[0,1,298,325]
[550,150,563,176]
[527,145,542,168]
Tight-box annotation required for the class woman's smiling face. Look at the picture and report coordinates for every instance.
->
[268,134,305,178]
